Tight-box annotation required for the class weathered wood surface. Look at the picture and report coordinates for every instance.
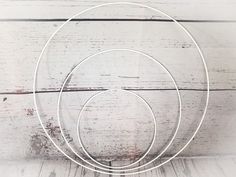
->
[1,90,236,160]
[0,157,235,177]
[0,0,236,162]
[0,21,236,92]
[0,0,236,21]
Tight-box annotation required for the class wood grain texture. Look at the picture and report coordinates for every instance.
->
[0,157,235,177]
[0,90,236,160]
[0,0,236,21]
[0,0,236,162]
[0,21,236,93]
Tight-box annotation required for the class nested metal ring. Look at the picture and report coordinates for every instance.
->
[57,49,182,172]
[33,2,209,175]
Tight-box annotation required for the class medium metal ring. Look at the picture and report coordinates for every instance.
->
[57,48,182,172]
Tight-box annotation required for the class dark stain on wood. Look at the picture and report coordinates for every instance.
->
[25,108,34,116]
[45,118,73,145]
[29,118,73,157]
[45,121,61,139]
[3,97,7,102]
[29,119,60,156]
[30,134,50,155]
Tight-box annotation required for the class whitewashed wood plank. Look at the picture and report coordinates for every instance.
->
[169,157,235,177]
[0,21,236,92]
[0,159,43,177]
[0,157,235,177]
[215,157,236,177]
[0,0,236,21]
[186,158,231,177]
[170,159,200,177]
[0,90,235,160]
[38,159,69,177]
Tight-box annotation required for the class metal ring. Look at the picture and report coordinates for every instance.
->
[57,48,182,172]
[33,2,210,175]
[76,89,157,168]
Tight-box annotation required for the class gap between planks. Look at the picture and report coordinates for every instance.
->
[1,88,236,95]
[1,18,236,23]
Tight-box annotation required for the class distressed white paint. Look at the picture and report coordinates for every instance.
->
[0,22,236,92]
[0,0,236,165]
[0,0,236,20]
[0,157,235,177]
[0,90,236,160]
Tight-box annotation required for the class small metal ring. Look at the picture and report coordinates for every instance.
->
[76,89,157,169]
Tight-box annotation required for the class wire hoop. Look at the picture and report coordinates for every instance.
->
[33,2,210,175]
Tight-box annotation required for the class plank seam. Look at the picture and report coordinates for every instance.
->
[0,88,236,95]
[1,18,236,23]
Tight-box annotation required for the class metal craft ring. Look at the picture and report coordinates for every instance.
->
[57,49,182,172]
[33,2,209,175]
[76,89,157,169]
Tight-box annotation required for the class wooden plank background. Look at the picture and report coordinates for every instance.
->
[0,157,236,177]
[0,0,236,164]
